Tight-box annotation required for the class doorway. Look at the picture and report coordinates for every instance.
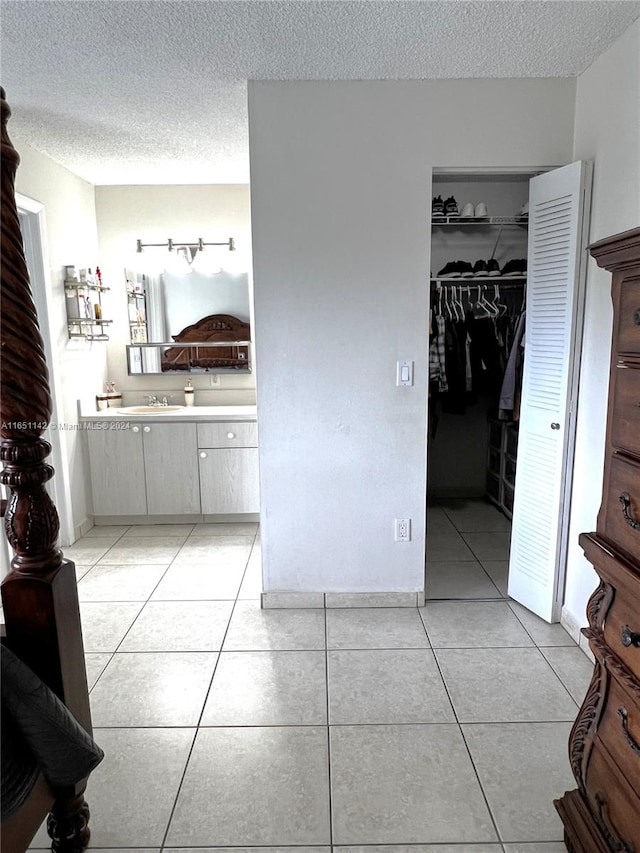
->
[425,163,592,623]
[16,195,74,547]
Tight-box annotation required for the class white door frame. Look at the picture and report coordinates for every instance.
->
[426,164,559,609]
[16,194,74,547]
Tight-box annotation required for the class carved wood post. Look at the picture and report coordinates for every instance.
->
[1,87,94,853]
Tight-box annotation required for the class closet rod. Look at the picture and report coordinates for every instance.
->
[432,279,525,288]
[136,237,235,253]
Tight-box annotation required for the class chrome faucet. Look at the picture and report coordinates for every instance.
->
[147,395,170,407]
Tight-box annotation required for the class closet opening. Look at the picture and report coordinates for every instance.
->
[426,170,534,602]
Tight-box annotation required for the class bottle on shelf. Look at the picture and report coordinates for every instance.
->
[184,379,195,407]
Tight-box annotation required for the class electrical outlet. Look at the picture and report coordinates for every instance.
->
[394,518,411,542]
[210,374,220,386]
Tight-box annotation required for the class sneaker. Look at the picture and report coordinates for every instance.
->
[518,201,529,220]
[474,202,488,218]
[472,259,488,277]
[436,260,462,278]
[459,261,474,278]
[444,196,459,217]
[501,259,523,277]
[486,258,501,277]
[432,196,445,218]
[459,202,475,219]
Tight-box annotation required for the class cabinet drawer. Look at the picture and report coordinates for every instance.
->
[505,424,518,457]
[617,276,640,354]
[611,364,640,456]
[585,742,640,851]
[603,589,640,681]
[597,676,640,797]
[487,447,501,476]
[603,454,640,565]
[197,421,258,448]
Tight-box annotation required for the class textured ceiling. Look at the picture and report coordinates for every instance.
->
[1,0,639,185]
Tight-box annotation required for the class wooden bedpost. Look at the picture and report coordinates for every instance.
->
[1,88,95,852]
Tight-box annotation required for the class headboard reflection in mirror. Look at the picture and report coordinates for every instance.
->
[125,265,252,375]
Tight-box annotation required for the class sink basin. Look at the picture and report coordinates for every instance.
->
[117,405,185,415]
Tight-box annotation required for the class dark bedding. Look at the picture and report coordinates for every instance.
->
[1,644,104,821]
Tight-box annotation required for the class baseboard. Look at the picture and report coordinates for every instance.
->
[261,591,423,609]
[561,605,594,661]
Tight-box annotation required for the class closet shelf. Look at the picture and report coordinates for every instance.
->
[430,275,527,283]
[432,216,528,227]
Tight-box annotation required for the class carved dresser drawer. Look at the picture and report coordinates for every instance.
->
[616,276,640,354]
[596,676,640,798]
[585,743,640,852]
[602,454,640,564]
[611,364,640,455]
[602,585,640,679]
[556,228,640,853]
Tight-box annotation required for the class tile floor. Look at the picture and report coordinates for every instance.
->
[29,500,593,852]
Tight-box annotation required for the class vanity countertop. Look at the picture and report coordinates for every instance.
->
[80,404,257,422]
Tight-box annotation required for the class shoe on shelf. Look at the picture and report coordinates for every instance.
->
[486,258,501,277]
[518,201,529,220]
[444,196,459,217]
[436,260,462,278]
[432,196,445,218]
[501,259,525,277]
[459,202,475,219]
[474,202,489,218]
[472,259,488,277]
[459,261,474,278]
[514,258,527,275]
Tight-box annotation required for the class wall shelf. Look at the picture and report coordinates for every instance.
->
[64,276,111,340]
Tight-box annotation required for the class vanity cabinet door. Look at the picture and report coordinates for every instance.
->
[142,423,200,514]
[87,425,146,515]
[199,447,260,514]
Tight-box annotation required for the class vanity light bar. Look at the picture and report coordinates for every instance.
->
[136,237,235,253]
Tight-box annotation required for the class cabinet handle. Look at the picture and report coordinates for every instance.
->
[633,307,640,326]
[227,432,235,439]
[131,426,140,433]
[617,707,640,757]
[550,422,560,430]
[621,625,640,648]
[200,451,207,459]
[143,426,151,433]
[619,492,640,531]
[594,793,634,853]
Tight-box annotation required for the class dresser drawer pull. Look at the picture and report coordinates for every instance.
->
[619,492,640,531]
[621,625,640,648]
[595,793,635,853]
[634,307,640,326]
[618,707,640,756]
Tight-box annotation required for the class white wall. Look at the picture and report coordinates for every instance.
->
[13,138,103,543]
[564,19,640,628]
[95,185,255,405]
[249,79,575,594]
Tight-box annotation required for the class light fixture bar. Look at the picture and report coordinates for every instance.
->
[136,237,235,253]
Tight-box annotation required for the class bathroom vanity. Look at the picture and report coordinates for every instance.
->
[82,405,259,520]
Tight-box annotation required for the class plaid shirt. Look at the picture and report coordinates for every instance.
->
[429,314,448,392]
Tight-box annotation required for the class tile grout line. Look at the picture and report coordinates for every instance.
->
[324,601,335,849]
[157,525,258,852]
[428,637,505,847]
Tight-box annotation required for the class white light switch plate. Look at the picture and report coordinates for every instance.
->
[396,360,413,386]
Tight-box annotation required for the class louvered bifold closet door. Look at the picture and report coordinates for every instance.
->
[508,161,592,623]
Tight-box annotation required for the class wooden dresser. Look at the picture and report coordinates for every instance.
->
[556,226,640,853]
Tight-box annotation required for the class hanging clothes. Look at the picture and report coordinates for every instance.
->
[499,310,526,420]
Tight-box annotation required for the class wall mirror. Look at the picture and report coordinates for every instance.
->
[125,253,252,375]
